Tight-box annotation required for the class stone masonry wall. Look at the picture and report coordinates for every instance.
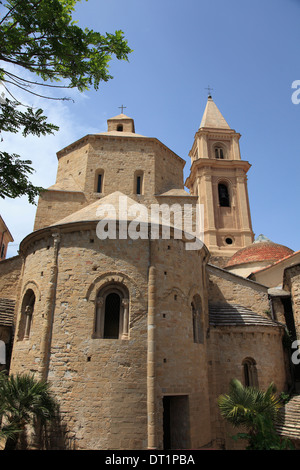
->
[207,325,287,449]
[34,135,186,232]
[0,255,22,301]
[152,238,211,449]
[207,264,270,316]
[10,224,212,450]
[34,190,87,231]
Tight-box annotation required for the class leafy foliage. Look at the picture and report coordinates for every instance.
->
[218,379,294,450]
[0,371,58,449]
[0,0,132,202]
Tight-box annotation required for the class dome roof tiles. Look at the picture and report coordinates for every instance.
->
[226,236,293,268]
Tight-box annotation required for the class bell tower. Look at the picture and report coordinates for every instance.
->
[185,95,254,261]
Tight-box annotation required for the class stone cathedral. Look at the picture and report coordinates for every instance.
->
[1,95,300,450]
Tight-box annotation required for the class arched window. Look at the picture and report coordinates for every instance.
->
[94,284,129,339]
[215,146,224,159]
[95,170,104,193]
[18,289,36,340]
[242,358,258,387]
[218,183,230,207]
[191,294,204,344]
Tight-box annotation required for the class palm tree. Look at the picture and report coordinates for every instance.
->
[218,379,293,450]
[0,371,58,450]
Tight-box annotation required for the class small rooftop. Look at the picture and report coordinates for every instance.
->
[209,303,283,328]
[0,298,15,327]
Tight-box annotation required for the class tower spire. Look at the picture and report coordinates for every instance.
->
[185,96,254,258]
[199,95,230,130]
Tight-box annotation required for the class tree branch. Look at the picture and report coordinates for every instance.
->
[4,70,73,89]
[0,0,24,25]
[2,80,73,101]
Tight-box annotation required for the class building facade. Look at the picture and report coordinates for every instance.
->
[0,98,299,449]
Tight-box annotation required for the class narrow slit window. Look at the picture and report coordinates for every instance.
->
[191,295,204,344]
[136,176,141,195]
[97,174,102,193]
[96,172,104,193]
[135,171,144,195]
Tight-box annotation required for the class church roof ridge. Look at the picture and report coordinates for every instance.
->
[108,113,133,120]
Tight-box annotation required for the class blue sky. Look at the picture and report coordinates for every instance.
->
[1,0,300,257]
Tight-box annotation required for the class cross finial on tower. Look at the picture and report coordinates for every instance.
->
[205,86,213,97]
[118,104,127,114]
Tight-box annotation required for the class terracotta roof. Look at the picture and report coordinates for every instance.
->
[0,298,15,327]
[250,249,300,276]
[209,303,282,327]
[226,241,294,268]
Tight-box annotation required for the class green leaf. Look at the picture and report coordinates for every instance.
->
[0,0,132,203]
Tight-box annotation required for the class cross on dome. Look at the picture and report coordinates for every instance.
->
[118,104,127,114]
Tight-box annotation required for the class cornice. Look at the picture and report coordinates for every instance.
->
[185,158,251,187]
[195,127,241,139]
[56,134,185,166]
[192,158,250,173]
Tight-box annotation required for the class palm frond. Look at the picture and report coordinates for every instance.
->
[0,371,58,445]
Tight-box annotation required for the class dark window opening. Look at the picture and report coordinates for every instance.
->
[94,285,130,340]
[18,289,36,341]
[218,183,230,207]
[103,293,121,339]
[244,363,250,386]
[215,147,224,159]
[136,176,141,195]
[242,358,258,387]
[97,173,103,193]
[117,124,123,132]
[225,237,233,245]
